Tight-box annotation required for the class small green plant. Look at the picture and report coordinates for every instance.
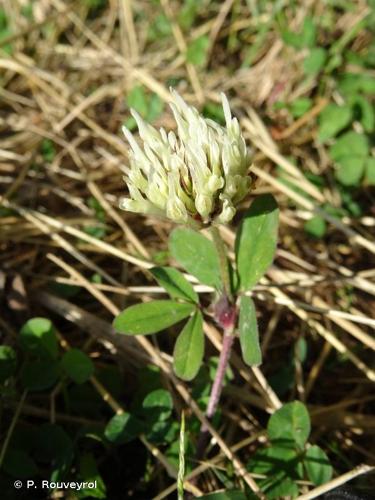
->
[248,401,333,499]
[114,89,279,444]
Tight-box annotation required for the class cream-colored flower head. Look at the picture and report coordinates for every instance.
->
[120,89,252,226]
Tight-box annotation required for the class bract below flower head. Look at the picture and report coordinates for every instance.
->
[120,88,252,227]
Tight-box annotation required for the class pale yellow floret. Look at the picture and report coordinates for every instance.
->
[120,88,252,226]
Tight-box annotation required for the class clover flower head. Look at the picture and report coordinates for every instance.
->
[120,88,252,227]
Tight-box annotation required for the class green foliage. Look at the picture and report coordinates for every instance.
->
[170,227,221,288]
[61,348,95,384]
[178,0,200,31]
[0,8,13,54]
[289,98,312,118]
[330,131,369,186]
[41,139,56,162]
[268,401,310,449]
[18,318,61,391]
[304,445,332,485]
[173,311,204,380]
[104,413,143,444]
[235,194,279,291]
[352,94,375,132]
[238,296,262,366]
[21,358,60,391]
[303,47,327,75]
[365,157,375,185]
[114,300,196,335]
[203,102,226,125]
[124,85,164,131]
[0,345,16,383]
[249,402,332,498]
[20,317,58,359]
[187,35,210,67]
[78,453,107,498]
[148,13,172,41]
[304,215,327,238]
[150,266,199,303]
[318,103,353,141]
[280,16,316,49]
[142,388,173,421]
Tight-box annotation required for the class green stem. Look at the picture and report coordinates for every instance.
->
[210,225,232,301]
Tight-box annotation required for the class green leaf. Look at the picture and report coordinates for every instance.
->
[0,345,17,382]
[61,349,94,384]
[365,157,375,185]
[173,310,204,381]
[235,194,279,291]
[104,413,143,444]
[150,266,198,303]
[281,29,302,49]
[41,139,56,162]
[304,215,327,238]
[295,338,308,364]
[301,17,316,48]
[303,47,327,75]
[249,442,298,475]
[352,95,375,132]
[248,443,300,499]
[335,156,367,186]
[20,317,58,359]
[78,453,106,498]
[239,296,262,366]
[148,13,172,41]
[289,98,312,118]
[339,73,375,96]
[203,102,226,125]
[186,35,209,66]
[126,85,148,117]
[146,419,177,444]
[261,475,299,499]
[178,0,199,31]
[142,388,173,417]
[114,300,195,335]
[267,401,311,449]
[304,445,333,486]
[21,359,60,391]
[330,132,369,186]
[318,104,352,141]
[170,228,221,288]
[148,93,164,121]
[330,131,369,160]
[197,491,247,500]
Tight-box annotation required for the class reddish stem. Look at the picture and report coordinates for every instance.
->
[205,330,235,423]
[195,326,235,459]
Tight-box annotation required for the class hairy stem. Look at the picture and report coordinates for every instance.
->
[205,330,235,422]
[196,328,235,459]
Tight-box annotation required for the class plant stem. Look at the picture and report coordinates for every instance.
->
[196,327,235,459]
[196,227,236,458]
[210,225,232,301]
[205,329,235,422]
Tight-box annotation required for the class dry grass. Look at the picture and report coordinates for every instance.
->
[0,0,374,498]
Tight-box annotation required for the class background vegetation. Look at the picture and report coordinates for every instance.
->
[0,0,374,498]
